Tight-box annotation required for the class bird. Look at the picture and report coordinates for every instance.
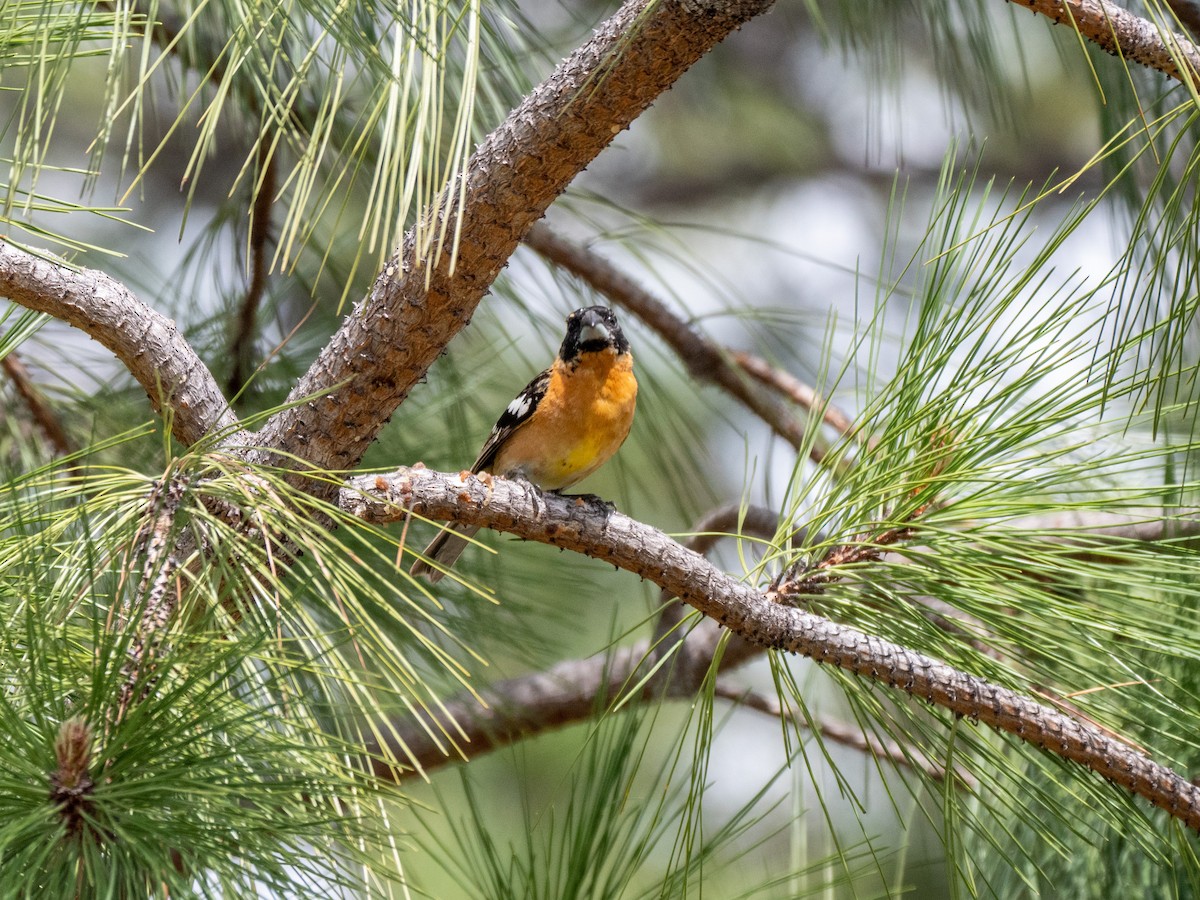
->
[410,306,637,583]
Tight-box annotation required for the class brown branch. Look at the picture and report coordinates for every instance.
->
[252,0,776,476]
[1014,0,1200,85]
[1,351,74,455]
[0,240,241,447]
[523,222,821,460]
[228,145,277,400]
[370,504,776,778]
[1003,508,1200,543]
[370,642,653,779]
[774,515,920,597]
[342,466,1200,831]
[1168,0,1200,40]
[115,476,188,724]
[730,349,857,440]
[369,641,957,784]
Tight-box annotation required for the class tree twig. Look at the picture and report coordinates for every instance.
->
[371,636,960,783]
[342,466,1200,831]
[115,476,188,725]
[369,642,652,779]
[730,349,858,440]
[1002,508,1200,543]
[0,240,241,447]
[228,145,277,400]
[710,682,965,784]
[1,351,73,455]
[1014,0,1200,85]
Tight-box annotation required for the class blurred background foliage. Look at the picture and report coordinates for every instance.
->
[4,0,1200,896]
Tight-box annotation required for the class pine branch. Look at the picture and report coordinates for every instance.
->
[710,682,962,783]
[0,240,240,447]
[1014,0,1200,84]
[1,351,74,455]
[251,0,776,475]
[367,642,955,783]
[730,349,858,441]
[369,642,652,778]
[343,466,1200,831]
[370,504,772,778]
[228,145,277,400]
[115,476,189,725]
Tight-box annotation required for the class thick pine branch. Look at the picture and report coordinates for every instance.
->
[252,0,775,475]
[0,240,239,447]
[343,466,1200,831]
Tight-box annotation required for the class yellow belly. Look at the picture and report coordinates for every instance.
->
[492,351,636,491]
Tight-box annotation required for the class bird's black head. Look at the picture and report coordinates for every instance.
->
[558,306,630,364]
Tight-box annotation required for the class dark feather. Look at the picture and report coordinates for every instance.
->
[472,367,551,472]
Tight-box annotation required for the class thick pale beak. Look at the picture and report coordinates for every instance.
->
[577,311,610,344]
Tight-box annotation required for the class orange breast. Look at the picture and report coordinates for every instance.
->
[491,350,636,490]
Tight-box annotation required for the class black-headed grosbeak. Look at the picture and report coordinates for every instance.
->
[410,306,638,583]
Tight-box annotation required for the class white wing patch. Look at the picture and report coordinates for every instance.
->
[506,394,534,420]
[471,367,551,473]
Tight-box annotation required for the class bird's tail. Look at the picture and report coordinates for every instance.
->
[410,524,481,583]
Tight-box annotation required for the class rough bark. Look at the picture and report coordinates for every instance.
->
[343,466,1200,831]
[252,0,777,475]
[1015,0,1200,84]
[0,241,239,447]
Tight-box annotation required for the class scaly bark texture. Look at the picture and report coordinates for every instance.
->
[343,466,1200,831]
[1015,0,1200,83]
[0,240,239,447]
[253,0,776,475]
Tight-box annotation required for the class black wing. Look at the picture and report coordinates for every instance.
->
[471,367,551,473]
